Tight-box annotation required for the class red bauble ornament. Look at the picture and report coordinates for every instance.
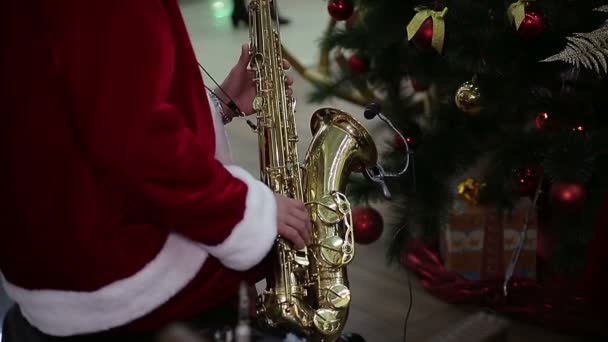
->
[535,112,550,129]
[514,167,539,197]
[550,181,587,214]
[348,55,369,74]
[412,17,434,50]
[327,0,355,21]
[352,206,383,245]
[518,9,546,39]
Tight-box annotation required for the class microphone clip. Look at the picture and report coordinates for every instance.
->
[362,103,412,199]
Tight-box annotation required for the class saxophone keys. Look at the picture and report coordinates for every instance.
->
[326,284,351,309]
[338,202,350,215]
[252,95,265,111]
[316,195,342,224]
[293,248,310,266]
[313,309,341,336]
[341,251,354,265]
[319,236,347,267]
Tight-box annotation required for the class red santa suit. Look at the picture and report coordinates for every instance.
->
[0,0,277,337]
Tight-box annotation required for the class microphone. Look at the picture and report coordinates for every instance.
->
[361,103,413,199]
[364,103,382,120]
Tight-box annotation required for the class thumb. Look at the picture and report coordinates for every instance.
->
[238,44,250,66]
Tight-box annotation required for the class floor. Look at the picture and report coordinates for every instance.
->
[0,1,591,341]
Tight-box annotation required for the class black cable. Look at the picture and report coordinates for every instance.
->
[197,62,257,130]
[403,155,415,342]
[364,101,415,341]
[403,269,413,342]
[197,62,243,115]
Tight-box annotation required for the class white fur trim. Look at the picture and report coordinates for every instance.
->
[201,165,278,271]
[1,233,208,337]
[206,90,233,165]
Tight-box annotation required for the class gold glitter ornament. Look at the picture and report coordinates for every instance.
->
[455,80,482,114]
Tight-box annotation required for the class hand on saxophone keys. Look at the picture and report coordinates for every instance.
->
[217,44,294,118]
[274,193,312,249]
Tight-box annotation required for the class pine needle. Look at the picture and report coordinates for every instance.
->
[541,6,608,75]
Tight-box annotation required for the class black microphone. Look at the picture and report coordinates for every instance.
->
[364,103,382,120]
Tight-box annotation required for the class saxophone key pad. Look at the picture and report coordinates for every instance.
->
[316,195,342,224]
[319,236,347,267]
[252,96,265,111]
[326,284,351,309]
[313,309,341,335]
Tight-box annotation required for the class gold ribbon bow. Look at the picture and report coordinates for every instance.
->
[508,0,529,30]
[457,178,485,205]
[406,7,448,54]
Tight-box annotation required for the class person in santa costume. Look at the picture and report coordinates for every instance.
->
[0,0,312,340]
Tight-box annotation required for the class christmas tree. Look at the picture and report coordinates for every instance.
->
[293,0,608,279]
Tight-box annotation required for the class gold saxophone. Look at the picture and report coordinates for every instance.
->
[247,1,378,341]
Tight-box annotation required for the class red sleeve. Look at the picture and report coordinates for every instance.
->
[48,0,277,271]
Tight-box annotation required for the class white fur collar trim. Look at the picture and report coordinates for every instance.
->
[1,233,208,337]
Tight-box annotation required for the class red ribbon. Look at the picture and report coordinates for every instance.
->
[401,239,606,338]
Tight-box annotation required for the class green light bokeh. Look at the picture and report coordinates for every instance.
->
[211,0,232,18]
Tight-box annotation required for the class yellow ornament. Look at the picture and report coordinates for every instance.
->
[457,178,485,205]
[455,80,482,114]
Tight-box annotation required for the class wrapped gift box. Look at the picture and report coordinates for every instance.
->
[439,197,537,281]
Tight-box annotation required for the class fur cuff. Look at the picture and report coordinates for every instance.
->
[201,165,277,271]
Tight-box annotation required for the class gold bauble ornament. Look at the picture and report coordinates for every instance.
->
[455,81,482,114]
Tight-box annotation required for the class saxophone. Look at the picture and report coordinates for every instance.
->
[248,1,378,341]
